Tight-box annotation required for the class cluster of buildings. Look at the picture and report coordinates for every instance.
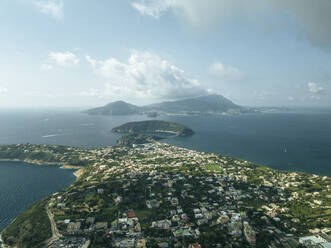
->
[48,237,89,248]
[4,141,329,248]
[298,235,331,248]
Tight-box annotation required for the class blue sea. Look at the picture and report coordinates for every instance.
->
[0,161,75,232]
[0,108,330,232]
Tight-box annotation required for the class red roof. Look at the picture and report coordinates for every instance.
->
[127,211,135,218]
[189,244,201,248]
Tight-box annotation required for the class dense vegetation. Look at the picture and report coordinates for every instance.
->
[0,144,91,166]
[1,199,51,248]
[112,120,194,136]
[0,145,58,162]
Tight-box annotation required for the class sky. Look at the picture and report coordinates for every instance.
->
[0,0,331,108]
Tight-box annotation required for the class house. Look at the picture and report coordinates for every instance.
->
[158,242,169,248]
[193,209,201,214]
[146,199,160,208]
[152,220,171,230]
[127,211,136,218]
[171,197,179,206]
[67,222,81,233]
[170,210,177,215]
[188,244,201,248]
[86,217,95,225]
[116,238,135,248]
[299,236,328,246]
[57,203,66,209]
[115,196,122,204]
[172,215,180,222]
[95,222,108,230]
[197,218,208,226]
[136,239,146,248]
[194,213,203,219]
[217,215,229,224]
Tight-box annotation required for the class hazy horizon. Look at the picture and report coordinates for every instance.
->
[1,0,331,108]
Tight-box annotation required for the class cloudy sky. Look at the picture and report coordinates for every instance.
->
[1,0,331,108]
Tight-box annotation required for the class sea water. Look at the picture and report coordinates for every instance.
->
[0,108,330,176]
[0,108,330,231]
[0,161,75,232]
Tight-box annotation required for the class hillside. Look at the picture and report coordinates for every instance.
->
[116,133,164,146]
[111,120,195,137]
[83,100,139,116]
[1,142,330,248]
[143,94,244,114]
[84,94,247,116]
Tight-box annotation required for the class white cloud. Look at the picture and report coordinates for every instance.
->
[33,0,64,19]
[41,64,53,70]
[288,96,295,101]
[275,0,331,49]
[132,0,171,19]
[209,62,244,81]
[78,88,102,97]
[310,95,321,100]
[308,82,324,94]
[48,51,79,67]
[132,0,247,27]
[86,51,207,100]
[132,0,331,50]
[0,87,8,94]
[252,90,268,100]
[85,55,97,69]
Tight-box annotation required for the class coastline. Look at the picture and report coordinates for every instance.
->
[0,158,85,247]
[1,142,331,247]
[0,159,84,178]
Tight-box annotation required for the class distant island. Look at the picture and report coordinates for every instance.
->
[111,120,195,137]
[83,94,252,116]
[83,100,139,116]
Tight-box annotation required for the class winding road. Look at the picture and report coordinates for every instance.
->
[43,207,62,247]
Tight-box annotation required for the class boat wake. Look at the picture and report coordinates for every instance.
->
[42,134,64,138]
[80,123,95,127]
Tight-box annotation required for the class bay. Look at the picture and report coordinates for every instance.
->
[0,108,330,176]
[0,161,75,232]
[0,108,330,232]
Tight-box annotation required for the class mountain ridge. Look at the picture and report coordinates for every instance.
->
[83,100,139,116]
[84,94,247,116]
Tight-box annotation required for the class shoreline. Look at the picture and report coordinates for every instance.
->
[0,159,84,178]
[0,158,85,247]
[1,142,331,247]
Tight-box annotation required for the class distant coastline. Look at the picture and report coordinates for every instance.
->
[0,159,83,178]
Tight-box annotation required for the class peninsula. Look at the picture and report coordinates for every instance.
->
[111,120,195,137]
[0,142,330,248]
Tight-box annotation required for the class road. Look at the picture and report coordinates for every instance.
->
[43,207,63,248]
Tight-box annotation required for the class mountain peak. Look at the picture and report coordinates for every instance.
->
[84,94,245,116]
[85,101,139,116]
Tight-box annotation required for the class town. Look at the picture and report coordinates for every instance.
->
[0,142,330,248]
